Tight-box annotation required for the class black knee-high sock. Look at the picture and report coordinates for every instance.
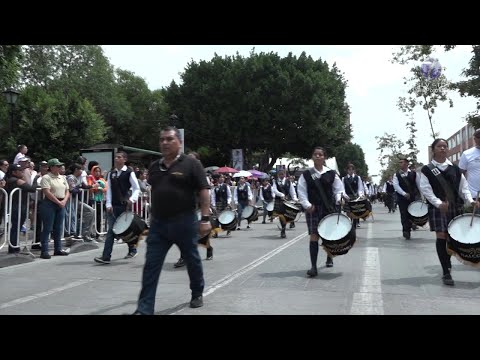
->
[310,241,319,268]
[436,238,451,275]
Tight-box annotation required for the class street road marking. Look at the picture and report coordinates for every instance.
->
[349,222,384,315]
[170,232,308,314]
[0,279,95,310]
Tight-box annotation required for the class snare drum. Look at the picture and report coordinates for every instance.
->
[113,211,148,244]
[407,200,428,226]
[218,210,238,231]
[242,205,259,222]
[317,213,356,257]
[346,199,371,219]
[447,213,480,267]
[283,201,301,222]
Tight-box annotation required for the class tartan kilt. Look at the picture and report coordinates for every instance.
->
[215,201,227,213]
[273,198,286,216]
[305,203,330,235]
[428,203,463,233]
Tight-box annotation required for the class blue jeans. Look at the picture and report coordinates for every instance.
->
[101,205,135,260]
[136,212,204,315]
[40,199,66,254]
[65,200,77,235]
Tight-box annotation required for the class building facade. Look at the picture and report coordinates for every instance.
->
[428,124,476,165]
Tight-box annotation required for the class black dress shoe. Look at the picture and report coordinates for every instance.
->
[280,229,286,238]
[206,247,213,260]
[131,310,145,315]
[53,250,69,256]
[174,258,185,268]
[403,231,411,240]
[326,257,333,267]
[40,253,51,259]
[442,274,455,286]
[307,267,318,277]
[190,296,203,308]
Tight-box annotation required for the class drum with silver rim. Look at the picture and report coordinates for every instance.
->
[407,200,428,226]
[317,213,356,257]
[447,213,480,267]
[113,211,148,244]
[241,205,258,222]
[218,210,238,231]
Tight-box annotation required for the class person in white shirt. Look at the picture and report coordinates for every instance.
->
[233,176,253,230]
[272,170,299,235]
[297,147,345,276]
[458,128,480,214]
[420,138,479,286]
[13,144,28,165]
[382,176,396,213]
[393,157,420,240]
[259,178,275,223]
[342,164,364,228]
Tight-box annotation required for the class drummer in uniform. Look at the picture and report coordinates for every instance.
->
[272,170,298,238]
[94,151,140,264]
[393,156,420,240]
[342,164,364,228]
[233,176,254,230]
[259,177,275,224]
[211,174,233,236]
[420,138,479,286]
[297,147,345,276]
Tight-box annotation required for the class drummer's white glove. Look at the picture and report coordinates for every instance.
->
[281,194,285,198]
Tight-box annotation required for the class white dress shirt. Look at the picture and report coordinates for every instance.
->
[259,184,275,202]
[211,183,232,208]
[419,159,473,208]
[272,177,298,202]
[393,169,412,197]
[106,165,140,208]
[297,167,344,210]
[233,183,253,204]
[342,175,364,199]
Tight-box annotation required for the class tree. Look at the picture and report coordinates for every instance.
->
[333,143,369,178]
[393,46,453,139]
[0,45,21,89]
[375,133,404,168]
[164,50,351,172]
[405,119,419,166]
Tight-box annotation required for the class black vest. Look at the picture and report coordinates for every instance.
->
[395,170,418,196]
[302,169,335,209]
[343,175,359,196]
[214,183,228,204]
[385,182,395,194]
[237,185,249,203]
[261,185,273,202]
[109,168,132,206]
[276,179,291,198]
[421,164,463,207]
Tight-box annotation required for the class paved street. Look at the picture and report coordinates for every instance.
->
[1,203,480,315]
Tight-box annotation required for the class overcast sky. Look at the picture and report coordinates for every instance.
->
[101,45,477,178]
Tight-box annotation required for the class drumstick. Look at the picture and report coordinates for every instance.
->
[337,193,343,224]
[470,191,480,227]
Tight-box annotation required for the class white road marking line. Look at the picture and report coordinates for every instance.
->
[171,232,308,314]
[349,222,384,315]
[0,279,95,310]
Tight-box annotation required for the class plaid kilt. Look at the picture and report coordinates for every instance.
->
[273,198,286,216]
[305,203,331,235]
[428,203,463,233]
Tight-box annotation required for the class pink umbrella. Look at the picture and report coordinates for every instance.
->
[215,166,238,174]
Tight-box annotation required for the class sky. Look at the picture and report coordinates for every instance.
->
[101,45,478,180]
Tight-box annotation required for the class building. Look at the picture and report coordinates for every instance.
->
[428,124,476,165]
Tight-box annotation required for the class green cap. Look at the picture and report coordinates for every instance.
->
[47,158,64,167]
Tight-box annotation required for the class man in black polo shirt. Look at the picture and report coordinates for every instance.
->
[133,126,211,315]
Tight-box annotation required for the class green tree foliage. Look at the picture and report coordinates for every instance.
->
[334,143,369,178]
[164,50,351,170]
[0,45,22,89]
[12,86,106,162]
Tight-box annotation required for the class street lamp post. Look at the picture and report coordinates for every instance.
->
[2,88,20,134]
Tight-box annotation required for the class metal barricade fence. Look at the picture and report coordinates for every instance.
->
[0,188,8,251]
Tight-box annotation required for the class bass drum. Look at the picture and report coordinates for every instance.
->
[113,211,148,244]
[283,201,301,222]
[345,198,371,220]
[218,210,238,231]
[407,200,428,226]
[317,213,356,257]
[447,213,480,267]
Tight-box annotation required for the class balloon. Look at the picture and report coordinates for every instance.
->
[420,58,442,80]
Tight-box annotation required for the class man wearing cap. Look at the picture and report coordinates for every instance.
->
[39,158,70,259]
[458,129,480,214]
[393,156,420,240]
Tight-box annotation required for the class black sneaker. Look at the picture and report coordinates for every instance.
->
[442,273,455,286]
[40,253,51,259]
[280,229,286,238]
[174,258,185,268]
[206,247,213,260]
[289,222,295,229]
[131,310,145,315]
[307,267,318,277]
[53,250,69,256]
[124,252,137,259]
[326,257,334,268]
[31,244,42,250]
[403,231,411,240]
[94,256,111,264]
[190,296,203,308]
[226,231,231,236]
